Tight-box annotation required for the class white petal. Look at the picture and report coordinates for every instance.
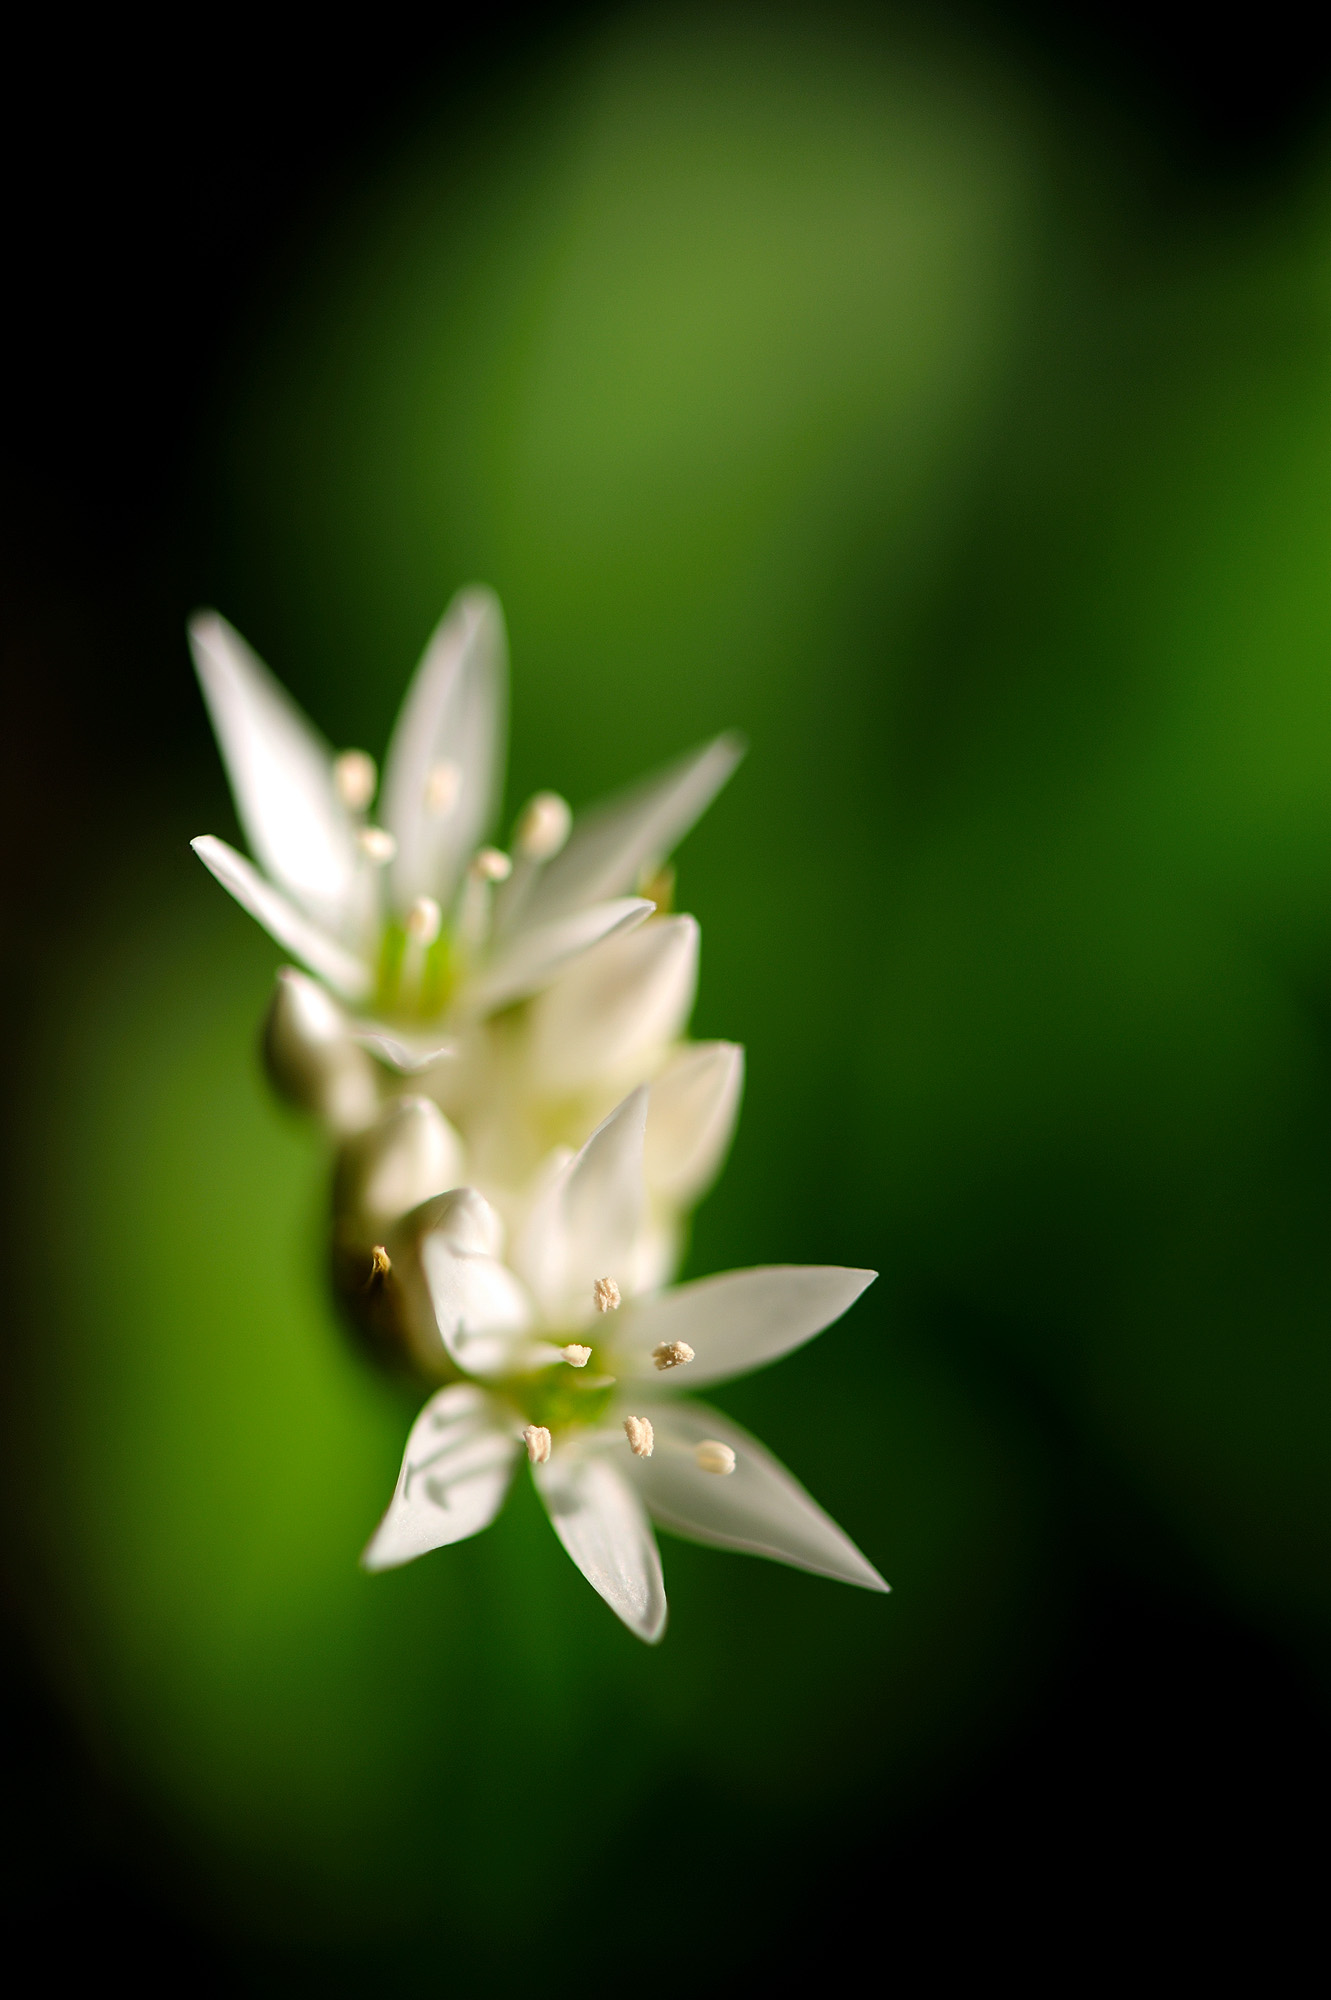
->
[420,1188,535,1377]
[517,734,744,928]
[190,612,363,936]
[381,588,508,911]
[334,1097,465,1235]
[615,1266,877,1388]
[191,836,372,1000]
[526,915,699,1095]
[352,1026,457,1074]
[464,897,653,1015]
[644,1041,744,1205]
[362,1384,518,1571]
[511,1088,648,1324]
[534,1452,666,1641]
[628,1400,887,1591]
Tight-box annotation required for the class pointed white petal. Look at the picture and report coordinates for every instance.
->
[464,897,654,1015]
[644,1041,744,1205]
[629,1400,888,1591]
[191,836,372,1000]
[615,1266,877,1388]
[381,588,508,911]
[362,1384,519,1571]
[190,611,363,935]
[518,734,744,927]
[526,915,700,1095]
[511,1088,648,1324]
[534,1452,666,1642]
[334,1096,465,1235]
[419,1188,534,1377]
[351,1027,457,1074]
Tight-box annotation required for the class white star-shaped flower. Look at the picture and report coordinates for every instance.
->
[189,587,742,1073]
[364,1087,887,1642]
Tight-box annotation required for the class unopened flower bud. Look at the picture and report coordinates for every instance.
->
[334,1096,464,1233]
[517,791,572,861]
[406,895,442,946]
[624,1416,654,1458]
[334,749,377,811]
[425,761,461,817]
[470,846,512,882]
[694,1440,736,1476]
[358,826,397,864]
[561,1344,592,1368]
[593,1276,621,1314]
[651,1340,695,1371]
[523,1425,552,1465]
[263,967,378,1135]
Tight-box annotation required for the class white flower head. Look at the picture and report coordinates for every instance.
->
[363,1086,887,1642]
[188,589,744,1075]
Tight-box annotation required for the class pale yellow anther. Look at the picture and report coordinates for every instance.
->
[523,1424,552,1465]
[694,1440,736,1476]
[425,761,461,817]
[334,749,377,811]
[624,1415,654,1458]
[517,791,573,861]
[358,826,397,864]
[561,1344,592,1368]
[471,846,512,883]
[651,1339,695,1371]
[368,1244,391,1281]
[406,895,442,946]
[593,1276,621,1314]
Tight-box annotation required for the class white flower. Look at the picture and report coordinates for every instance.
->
[363,1088,887,1642]
[189,587,743,1074]
[435,912,745,1283]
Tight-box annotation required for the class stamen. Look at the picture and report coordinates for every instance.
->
[560,1344,592,1368]
[470,846,513,883]
[523,1425,552,1465]
[406,895,442,946]
[651,1339,695,1371]
[334,749,377,811]
[426,761,461,817]
[694,1440,736,1476]
[358,826,397,864]
[517,791,572,861]
[593,1276,621,1313]
[366,1244,391,1284]
[623,1416,654,1458]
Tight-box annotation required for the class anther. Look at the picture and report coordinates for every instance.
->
[358,826,397,864]
[651,1340,695,1371]
[593,1276,621,1314]
[624,1416,654,1458]
[517,791,573,861]
[561,1344,592,1368]
[470,846,512,883]
[694,1440,736,1476]
[367,1244,391,1284]
[425,761,461,817]
[406,895,442,945]
[334,749,377,811]
[523,1425,552,1465]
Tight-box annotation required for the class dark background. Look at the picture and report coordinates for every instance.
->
[3,4,1328,1987]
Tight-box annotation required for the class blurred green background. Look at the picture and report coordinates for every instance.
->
[3,0,1330,1984]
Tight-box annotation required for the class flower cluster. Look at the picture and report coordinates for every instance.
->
[192,586,886,1639]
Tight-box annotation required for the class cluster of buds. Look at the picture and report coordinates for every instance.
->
[190,587,887,1640]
